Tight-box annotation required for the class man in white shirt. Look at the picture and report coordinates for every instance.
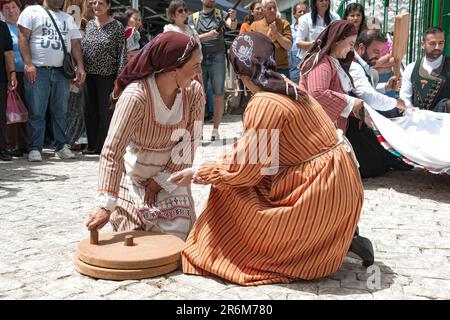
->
[288,1,308,84]
[346,29,412,178]
[18,0,86,162]
[400,27,449,113]
[350,29,406,117]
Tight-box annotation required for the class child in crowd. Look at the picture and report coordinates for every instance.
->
[125,8,142,58]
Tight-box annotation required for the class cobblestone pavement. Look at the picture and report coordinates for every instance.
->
[0,115,449,300]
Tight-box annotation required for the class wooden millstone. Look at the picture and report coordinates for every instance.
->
[74,257,179,281]
[74,230,184,280]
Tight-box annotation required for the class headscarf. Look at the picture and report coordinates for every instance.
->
[112,31,199,102]
[300,20,358,80]
[228,32,308,101]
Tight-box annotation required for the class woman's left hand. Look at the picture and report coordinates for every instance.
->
[168,168,195,187]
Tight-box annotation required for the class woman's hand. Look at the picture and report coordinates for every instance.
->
[168,168,195,187]
[86,207,111,231]
[143,178,162,206]
[192,170,209,185]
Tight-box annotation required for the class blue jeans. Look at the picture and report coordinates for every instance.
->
[24,67,70,152]
[206,82,214,115]
[289,54,301,84]
[201,52,226,97]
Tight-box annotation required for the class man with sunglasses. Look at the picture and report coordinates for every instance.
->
[188,0,237,141]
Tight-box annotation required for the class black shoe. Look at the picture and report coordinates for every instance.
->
[348,229,375,267]
[9,149,25,157]
[82,149,100,155]
[0,150,12,161]
[204,113,213,122]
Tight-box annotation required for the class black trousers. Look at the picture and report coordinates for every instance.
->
[83,74,115,152]
[0,82,7,151]
[346,116,412,178]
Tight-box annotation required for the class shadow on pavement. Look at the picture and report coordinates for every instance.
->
[362,169,450,204]
[281,259,396,296]
[0,149,100,200]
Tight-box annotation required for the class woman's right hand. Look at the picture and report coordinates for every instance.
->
[86,207,111,231]
[192,170,209,185]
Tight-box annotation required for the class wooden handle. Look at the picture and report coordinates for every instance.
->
[90,230,99,245]
[124,235,134,246]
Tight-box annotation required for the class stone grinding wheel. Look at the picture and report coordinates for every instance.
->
[74,230,185,280]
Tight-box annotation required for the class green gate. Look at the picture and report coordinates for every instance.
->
[442,0,450,56]
[337,0,447,63]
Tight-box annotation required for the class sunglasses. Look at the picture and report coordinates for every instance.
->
[177,7,188,14]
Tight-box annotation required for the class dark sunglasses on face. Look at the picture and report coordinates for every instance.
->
[177,8,188,14]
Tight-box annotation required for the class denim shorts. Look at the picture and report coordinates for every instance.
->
[201,51,226,97]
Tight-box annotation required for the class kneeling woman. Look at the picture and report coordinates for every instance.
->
[85,32,204,240]
[178,32,372,285]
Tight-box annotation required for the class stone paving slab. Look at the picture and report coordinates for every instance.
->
[0,115,449,300]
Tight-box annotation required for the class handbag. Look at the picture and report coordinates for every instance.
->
[42,6,76,80]
[6,89,28,125]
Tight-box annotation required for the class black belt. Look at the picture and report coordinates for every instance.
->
[37,66,63,69]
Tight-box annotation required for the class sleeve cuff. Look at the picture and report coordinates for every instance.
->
[376,82,387,93]
[341,96,355,118]
[96,192,117,212]
[152,171,178,193]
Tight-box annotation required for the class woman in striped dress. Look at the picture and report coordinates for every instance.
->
[177,32,373,285]
[85,32,204,241]
[299,20,364,133]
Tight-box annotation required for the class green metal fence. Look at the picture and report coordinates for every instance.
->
[337,0,447,64]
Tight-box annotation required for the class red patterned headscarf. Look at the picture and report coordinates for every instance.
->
[112,31,199,102]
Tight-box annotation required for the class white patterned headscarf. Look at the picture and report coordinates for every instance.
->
[228,32,307,100]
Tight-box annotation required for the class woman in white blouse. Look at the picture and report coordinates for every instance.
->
[163,0,201,48]
[296,0,340,66]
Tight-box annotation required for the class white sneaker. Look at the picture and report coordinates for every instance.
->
[28,150,42,162]
[56,144,75,159]
[211,129,220,142]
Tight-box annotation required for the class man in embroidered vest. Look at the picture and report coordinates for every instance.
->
[400,27,449,113]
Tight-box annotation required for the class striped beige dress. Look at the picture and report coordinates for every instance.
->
[182,92,363,285]
[97,78,204,240]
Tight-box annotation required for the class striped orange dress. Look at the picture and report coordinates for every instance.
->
[182,92,364,285]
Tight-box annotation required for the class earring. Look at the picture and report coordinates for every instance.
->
[175,74,181,93]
